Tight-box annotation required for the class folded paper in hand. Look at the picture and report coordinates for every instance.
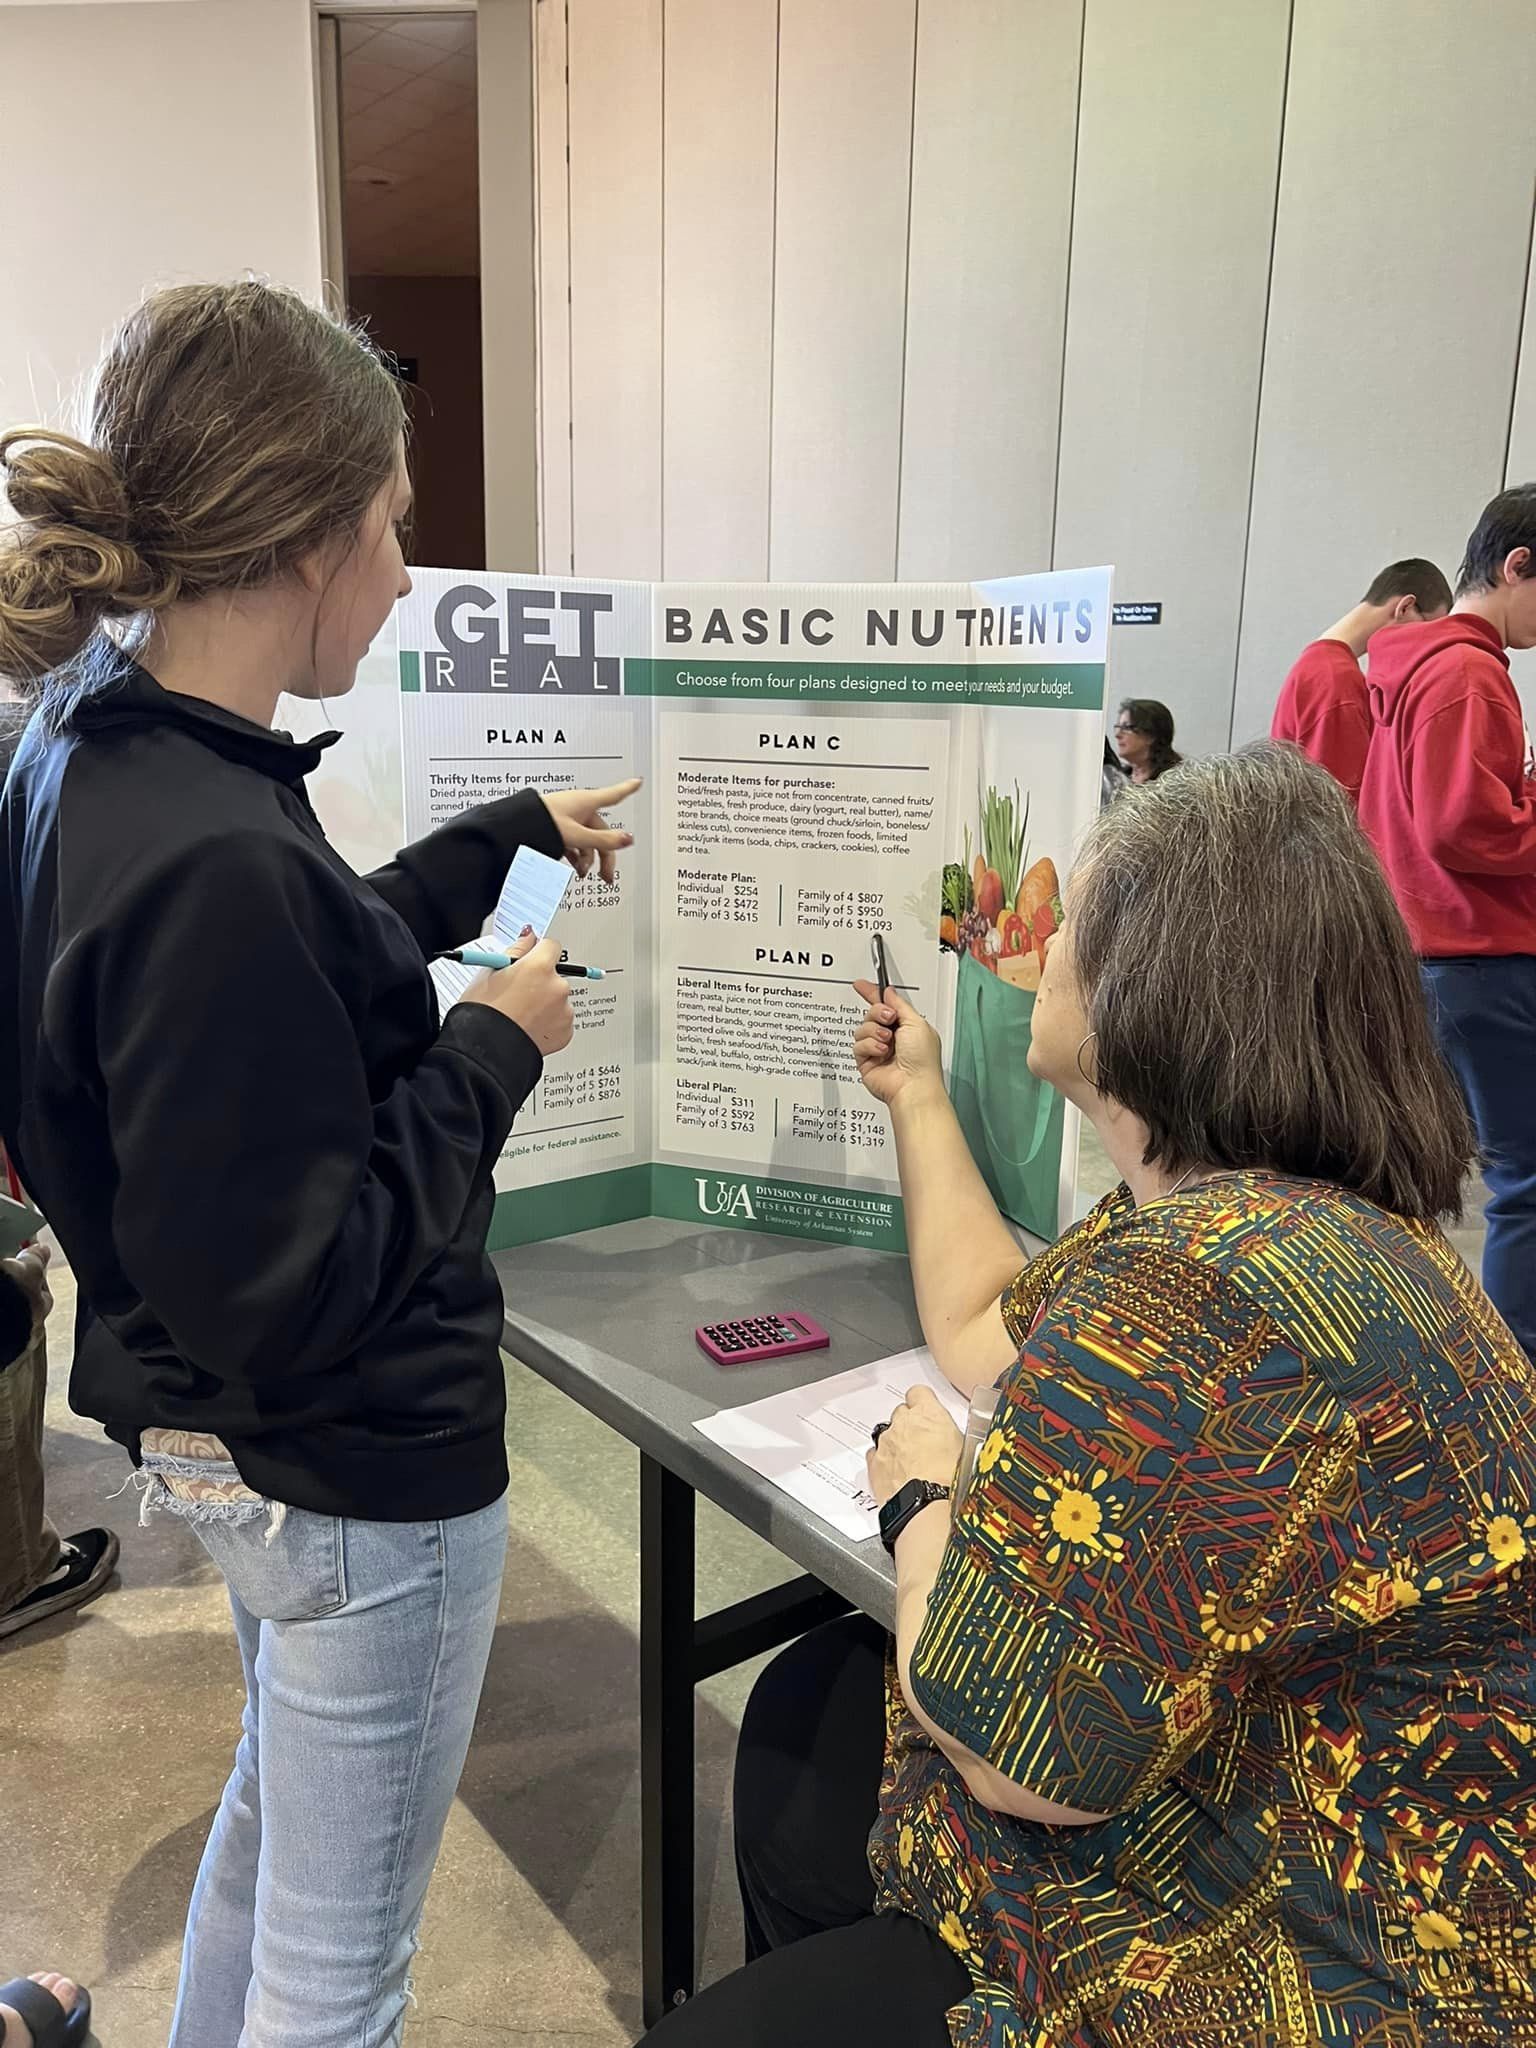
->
[0,1194,43,1261]
[430,844,573,1010]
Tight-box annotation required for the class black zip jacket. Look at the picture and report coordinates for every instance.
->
[0,707,40,1371]
[0,663,561,1518]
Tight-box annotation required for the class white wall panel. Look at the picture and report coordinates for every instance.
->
[1054,0,1289,760]
[662,0,777,578]
[1503,205,1536,726]
[479,0,540,572]
[897,0,1081,582]
[1232,0,1536,743]
[532,0,573,573]
[567,0,663,576]
[1505,204,1536,489]
[0,0,321,432]
[769,0,916,581]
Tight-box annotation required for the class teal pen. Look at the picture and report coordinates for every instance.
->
[437,945,606,980]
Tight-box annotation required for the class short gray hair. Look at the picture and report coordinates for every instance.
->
[1070,743,1474,1221]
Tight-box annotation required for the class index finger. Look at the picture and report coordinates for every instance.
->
[585,778,643,807]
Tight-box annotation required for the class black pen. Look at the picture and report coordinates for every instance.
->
[436,945,606,980]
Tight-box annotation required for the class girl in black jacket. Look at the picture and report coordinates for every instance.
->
[0,282,635,2047]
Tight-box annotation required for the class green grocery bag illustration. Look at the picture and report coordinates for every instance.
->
[940,776,1066,1239]
[948,948,1063,1240]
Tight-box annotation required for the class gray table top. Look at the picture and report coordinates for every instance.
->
[495,1217,923,1628]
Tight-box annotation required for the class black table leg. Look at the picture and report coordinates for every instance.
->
[637,1453,856,2028]
[640,1453,696,2026]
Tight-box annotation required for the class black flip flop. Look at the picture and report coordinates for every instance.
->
[0,1980,92,2048]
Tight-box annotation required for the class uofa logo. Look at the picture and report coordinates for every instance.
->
[695,1178,756,1221]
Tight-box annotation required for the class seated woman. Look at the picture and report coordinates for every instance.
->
[645,745,1536,2047]
[1113,696,1181,781]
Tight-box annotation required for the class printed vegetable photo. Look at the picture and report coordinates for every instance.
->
[939,784,1062,994]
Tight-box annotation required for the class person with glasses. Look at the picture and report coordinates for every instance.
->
[1111,698,1181,783]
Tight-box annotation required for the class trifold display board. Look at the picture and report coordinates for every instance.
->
[397,569,1112,1253]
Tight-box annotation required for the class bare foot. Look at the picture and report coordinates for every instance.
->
[0,1972,80,2048]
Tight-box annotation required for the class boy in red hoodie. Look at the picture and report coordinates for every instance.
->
[1272,558,1451,802]
[1358,485,1536,1359]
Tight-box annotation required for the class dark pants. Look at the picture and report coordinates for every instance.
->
[0,1328,61,1611]
[1423,956,1536,1362]
[643,1615,970,2045]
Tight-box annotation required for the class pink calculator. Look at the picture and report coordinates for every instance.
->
[695,1312,831,1365]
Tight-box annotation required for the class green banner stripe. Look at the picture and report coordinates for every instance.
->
[648,1163,906,1252]
[399,649,422,694]
[625,657,1103,711]
[488,1165,651,1251]
[488,1161,907,1253]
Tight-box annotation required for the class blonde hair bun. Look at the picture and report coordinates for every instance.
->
[0,429,176,682]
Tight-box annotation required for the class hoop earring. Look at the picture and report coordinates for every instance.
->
[1075,1031,1098,1085]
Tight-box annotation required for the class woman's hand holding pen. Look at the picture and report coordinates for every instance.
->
[463,929,574,1053]
[545,779,642,884]
[851,980,943,1110]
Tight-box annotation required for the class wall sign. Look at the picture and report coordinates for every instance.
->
[1112,601,1162,626]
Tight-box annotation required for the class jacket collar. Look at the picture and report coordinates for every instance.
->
[69,660,342,784]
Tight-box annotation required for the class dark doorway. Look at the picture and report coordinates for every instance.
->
[334,11,484,570]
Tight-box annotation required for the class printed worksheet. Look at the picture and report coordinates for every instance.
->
[694,1347,969,1541]
[394,568,1111,1252]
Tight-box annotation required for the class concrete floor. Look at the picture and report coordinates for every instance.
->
[6,1249,793,2047]
[4,1132,1491,2046]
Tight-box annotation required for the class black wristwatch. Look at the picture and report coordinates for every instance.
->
[879,1478,953,1555]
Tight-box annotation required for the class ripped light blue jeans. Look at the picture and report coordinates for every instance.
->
[140,1441,508,2048]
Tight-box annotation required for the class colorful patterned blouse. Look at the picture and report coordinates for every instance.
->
[870,1173,1536,2048]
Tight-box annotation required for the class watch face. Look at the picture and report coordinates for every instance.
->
[879,1479,950,1553]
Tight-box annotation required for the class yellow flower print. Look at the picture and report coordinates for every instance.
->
[977,1428,1008,1476]
[1487,1516,1526,1565]
[1051,1488,1102,1544]
[1032,1465,1126,1566]
[898,1824,915,1870]
[1469,1494,1536,1575]
[937,1911,969,1955]
[1386,1905,1469,1983]
[1413,1911,1462,1953]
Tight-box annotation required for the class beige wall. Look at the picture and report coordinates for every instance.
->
[530,0,1536,758]
[0,0,323,434]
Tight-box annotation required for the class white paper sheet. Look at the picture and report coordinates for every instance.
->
[430,843,573,1010]
[694,1345,969,1541]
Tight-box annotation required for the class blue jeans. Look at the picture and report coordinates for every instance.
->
[143,1451,508,2048]
[1422,955,1536,1362]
